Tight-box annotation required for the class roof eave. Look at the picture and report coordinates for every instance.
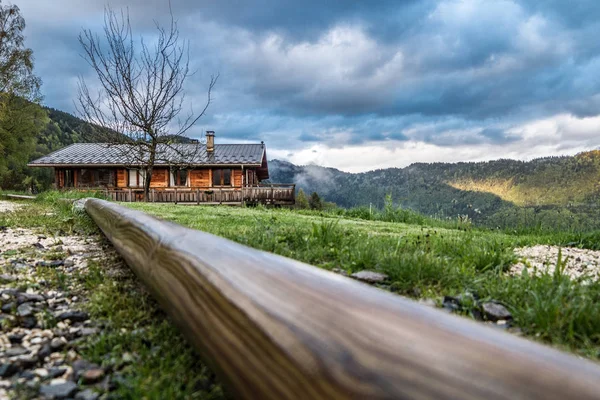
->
[28,163,263,168]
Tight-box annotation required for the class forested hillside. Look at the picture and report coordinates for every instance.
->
[0,103,106,191]
[269,153,600,230]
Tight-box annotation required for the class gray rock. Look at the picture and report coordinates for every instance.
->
[1,302,15,313]
[17,355,38,369]
[81,368,105,384]
[47,368,67,379]
[8,333,25,344]
[79,327,98,337]
[0,363,19,378]
[50,338,65,351]
[5,347,29,357]
[72,360,93,378]
[0,274,17,283]
[37,343,53,360]
[350,270,389,283]
[19,315,37,329]
[56,310,89,323]
[50,260,65,267]
[17,293,44,304]
[331,268,349,277]
[40,381,79,399]
[19,370,36,380]
[76,389,100,400]
[36,260,65,268]
[442,296,462,312]
[1,288,21,297]
[33,242,45,249]
[17,302,34,317]
[481,302,512,321]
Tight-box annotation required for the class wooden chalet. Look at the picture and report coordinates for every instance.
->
[28,132,295,205]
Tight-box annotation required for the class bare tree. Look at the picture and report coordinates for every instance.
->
[76,5,217,200]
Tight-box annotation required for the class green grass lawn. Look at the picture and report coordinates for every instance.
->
[2,195,599,395]
[127,203,600,361]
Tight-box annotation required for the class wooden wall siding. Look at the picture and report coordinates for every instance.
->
[190,169,210,187]
[84,198,600,400]
[151,169,169,188]
[56,169,64,188]
[73,169,79,188]
[247,170,257,185]
[117,169,127,188]
[233,169,243,187]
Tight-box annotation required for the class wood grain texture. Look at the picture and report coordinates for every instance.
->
[116,169,127,188]
[84,198,600,400]
[233,169,243,187]
[150,168,168,188]
[190,169,210,187]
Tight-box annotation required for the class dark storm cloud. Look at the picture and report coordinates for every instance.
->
[14,0,600,155]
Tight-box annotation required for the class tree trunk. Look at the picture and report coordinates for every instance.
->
[144,143,157,202]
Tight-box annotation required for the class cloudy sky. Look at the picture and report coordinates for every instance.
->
[15,0,600,172]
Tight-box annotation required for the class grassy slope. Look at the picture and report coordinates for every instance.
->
[128,203,600,360]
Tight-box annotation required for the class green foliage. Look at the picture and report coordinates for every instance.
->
[0,96,45,190]
[269,153,600,232]
[308,191,323,210]
[0,104,111,192]
[295,188,309,209]
[0,2,42,101]
[0,1,45,192]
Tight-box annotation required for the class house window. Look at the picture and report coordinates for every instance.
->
[95,169,115,187]
[212,169,231,186]
[171,169,188,186]
[128,169,146,187]
[79,169,92,187]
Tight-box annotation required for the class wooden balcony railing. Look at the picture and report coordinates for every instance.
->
[101,184,295,205]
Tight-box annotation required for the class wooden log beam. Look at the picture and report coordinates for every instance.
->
[1,194,37,200]
[83,198,600,400]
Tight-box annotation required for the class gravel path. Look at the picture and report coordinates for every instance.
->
[0,200,23,214]
[0,223,118,399]
[511,245,600,281]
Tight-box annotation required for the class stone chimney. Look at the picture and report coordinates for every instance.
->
[206,131,215,153]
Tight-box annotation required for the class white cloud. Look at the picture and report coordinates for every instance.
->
[270,113,600,172]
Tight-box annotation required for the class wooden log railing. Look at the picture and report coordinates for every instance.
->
[102,184,295,205]
[83,198,600,400]
[0,194,37,200]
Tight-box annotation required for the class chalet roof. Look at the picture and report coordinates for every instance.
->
[28,143,266,167]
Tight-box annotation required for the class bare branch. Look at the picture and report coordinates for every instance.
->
[76,4,217,199]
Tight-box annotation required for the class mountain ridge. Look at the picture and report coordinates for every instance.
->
[268,151,600,227]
